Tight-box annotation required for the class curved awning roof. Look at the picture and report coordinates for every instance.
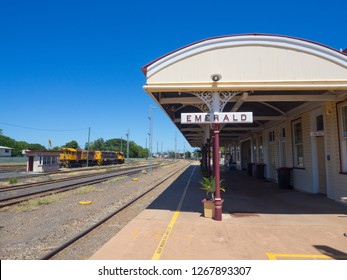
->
[142,34,347,147]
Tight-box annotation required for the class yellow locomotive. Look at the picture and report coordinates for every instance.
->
[59,148,124,168]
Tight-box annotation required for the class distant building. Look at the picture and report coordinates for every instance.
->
[25,150,61,172]
[0,146,13,157]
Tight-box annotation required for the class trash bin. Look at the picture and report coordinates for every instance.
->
[229,161,236,170]
[256,163,266,179]
[247,163,254,176]
[277,167,293,189]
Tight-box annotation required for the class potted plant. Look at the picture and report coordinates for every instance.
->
[200,176,225,218]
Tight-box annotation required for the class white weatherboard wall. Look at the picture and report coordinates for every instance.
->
[0,147,12,157]
[261,103,347,201]
[324,102,347,201]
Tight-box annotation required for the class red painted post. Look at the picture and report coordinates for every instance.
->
[207,140,211,177]
[211,132,215,177]
[213,124,223,221]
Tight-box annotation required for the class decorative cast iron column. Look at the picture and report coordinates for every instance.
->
[190,91,239,221]
[212,123,222,221]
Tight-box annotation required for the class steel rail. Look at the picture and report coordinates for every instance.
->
[0,163,159,192]
[40,162,191,260]
[0,162,174,207]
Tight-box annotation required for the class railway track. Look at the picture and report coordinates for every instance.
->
[0,159,155,181]
[0,164,26,173]
[0,161,173,207]
[40,161,191,260]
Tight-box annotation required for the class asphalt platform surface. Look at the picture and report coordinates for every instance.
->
[90,163,347,260]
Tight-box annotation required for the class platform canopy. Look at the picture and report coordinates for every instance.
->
[142,34,347,147]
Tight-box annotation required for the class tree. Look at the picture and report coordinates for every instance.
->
[168,151,176,158]
[0,128,3,135]
[0,135,46,156]
[27,143,46,150]
[185,151,192,158]
[104,138,122,151]
[63,140,80,149]
[89,138,104,151]
[194,148,202,158]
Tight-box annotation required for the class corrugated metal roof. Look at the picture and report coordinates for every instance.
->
[0,146,14,149]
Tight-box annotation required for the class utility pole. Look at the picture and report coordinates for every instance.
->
[148,105,155,173]
[87,127,90,167]
[126,129,129,160]
[175,132,177,159]
[121,137,123,153]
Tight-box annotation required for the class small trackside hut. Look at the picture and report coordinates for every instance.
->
[24,150,61,173]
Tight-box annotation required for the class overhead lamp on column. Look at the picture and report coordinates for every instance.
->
[211,74,222,82]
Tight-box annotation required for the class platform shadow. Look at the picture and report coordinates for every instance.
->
[146,164,347,216]
[313,245,347,260]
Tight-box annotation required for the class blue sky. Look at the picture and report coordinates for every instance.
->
[1,0,346,152]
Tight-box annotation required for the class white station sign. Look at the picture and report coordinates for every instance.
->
[181,112,253,124]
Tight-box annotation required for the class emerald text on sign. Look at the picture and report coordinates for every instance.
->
[181,112,253,124]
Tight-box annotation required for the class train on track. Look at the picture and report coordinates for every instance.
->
[59,148,125,168]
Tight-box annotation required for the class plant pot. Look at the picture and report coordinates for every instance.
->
[202,199,215,218]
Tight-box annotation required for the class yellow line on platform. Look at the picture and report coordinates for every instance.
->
[267,253,335,260]
[151,165,196,260]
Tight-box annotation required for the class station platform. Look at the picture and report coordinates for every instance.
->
[90,162,347,260]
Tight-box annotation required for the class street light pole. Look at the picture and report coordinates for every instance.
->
[126,129,129,160]
[148,105,155,173]
[175,132,177,159]
[87,127,90,167]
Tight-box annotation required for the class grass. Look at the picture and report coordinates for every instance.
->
[8,178,18,184]
[3,185,99,213]
[106,176,128,183]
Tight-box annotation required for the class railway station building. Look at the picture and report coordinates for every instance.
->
[142,34,347,215]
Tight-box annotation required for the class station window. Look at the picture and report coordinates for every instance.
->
[316,115,324,131]
[236,146,240,162]
[292,119,304,168]
[269,131,275,142]
[338,102,347,172]
[259,135,264,163]
[43,156,48,165]
[252,137,257,162]
[42,156,56,165]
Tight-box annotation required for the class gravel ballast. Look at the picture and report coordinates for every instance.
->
[0,160,191,260]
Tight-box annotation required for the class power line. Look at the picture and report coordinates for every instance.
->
[0,121,88,132]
